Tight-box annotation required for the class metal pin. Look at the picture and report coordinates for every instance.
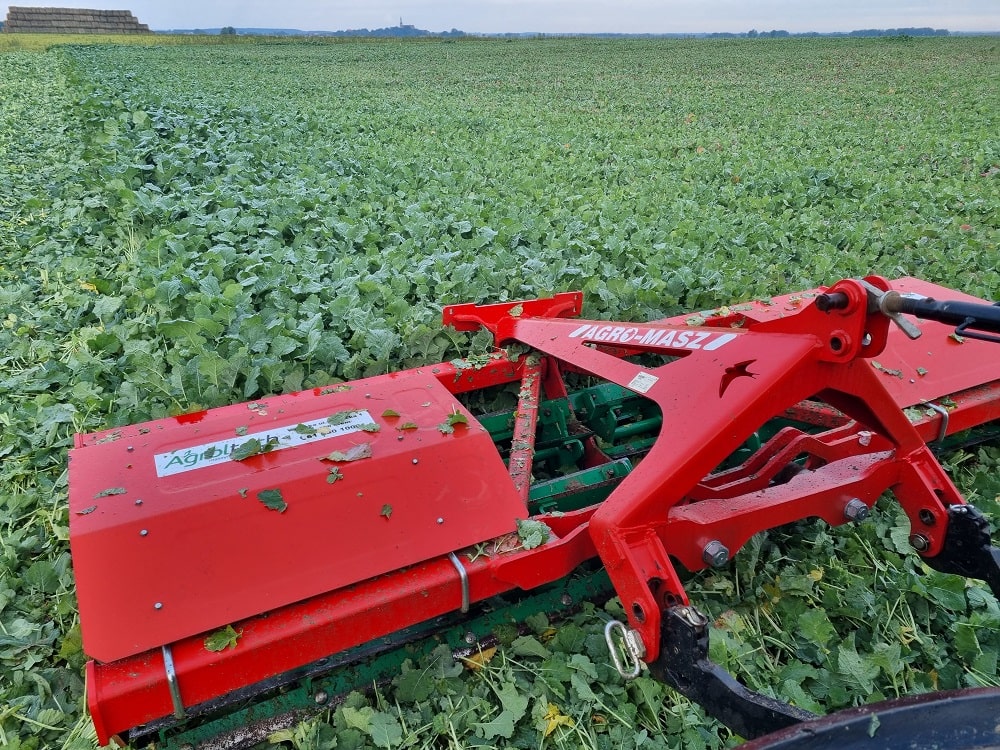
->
[140,529,149,536]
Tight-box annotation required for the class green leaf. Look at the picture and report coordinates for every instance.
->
[58,623,83,662]
[341,705,372,732]
[397,422,419,431]
[368,711,403,748]
[25,561,59,593]
[382,409,400,418]
[914,571,967,611]
[204,624,241,652]
[836,637,879,693]
[381,503,393,519]
[395,667,434,703]
[511,634,551,659]
[231,438,263,461]
[257,489,287,513]
[477,709,517,740]
[515,518,551,549]
[953,623,981,662]
[867,714,881,738]
[798,608,836,647]
[292,423,318,436]
[327,467,344,484]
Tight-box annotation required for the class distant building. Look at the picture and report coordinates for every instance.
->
[3,6,150,33]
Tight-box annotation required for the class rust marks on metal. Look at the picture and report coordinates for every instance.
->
[508,353,545,502]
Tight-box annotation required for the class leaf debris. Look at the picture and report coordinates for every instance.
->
[204,624,241,652]
[324,442,372,462]
[257,488,287,513]
[515,518,551,549]
[94,487,126,499]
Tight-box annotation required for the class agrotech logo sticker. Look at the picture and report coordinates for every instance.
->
[154,410,376,477]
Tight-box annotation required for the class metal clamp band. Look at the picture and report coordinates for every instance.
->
[447,552,470,614]
[162,644,186,719]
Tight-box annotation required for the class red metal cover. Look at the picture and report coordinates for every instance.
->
[655,278,1000,409]
[69,369,524,663]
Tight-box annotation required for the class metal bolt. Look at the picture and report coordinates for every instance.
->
[127,446,135,452]
[702,540,730,568]
[154,602,163,610]
[314,691,329,705]
[844,499,870,523]
[909,534,931,552]
[135,498,143,506]
[560,594,573,606]
[464,631,477,645]
[437,517,444,524]
[140,529,148,536]
[412,458,419,465]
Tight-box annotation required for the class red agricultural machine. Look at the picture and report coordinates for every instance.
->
[69,277,1000,748]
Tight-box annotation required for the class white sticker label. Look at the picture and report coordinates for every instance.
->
[627,372,659,394]
[567,324,738,352]
[154,410,375,477]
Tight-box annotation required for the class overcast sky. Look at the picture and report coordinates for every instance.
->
[3,0,998,33]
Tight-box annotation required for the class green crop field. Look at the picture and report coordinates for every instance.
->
[1,35,999,750]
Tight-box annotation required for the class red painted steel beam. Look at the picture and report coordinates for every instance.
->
[508,356,545,501]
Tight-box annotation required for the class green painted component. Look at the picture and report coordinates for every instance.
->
[602,436,657,459]
[153,567,613,749]
[530,458,634,513]
[612,416,661,440]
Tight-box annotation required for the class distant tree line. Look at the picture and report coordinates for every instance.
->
[324,25,465,38]
[164,24,963,39]
[494,27,953,39]
[738,27,950,38]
